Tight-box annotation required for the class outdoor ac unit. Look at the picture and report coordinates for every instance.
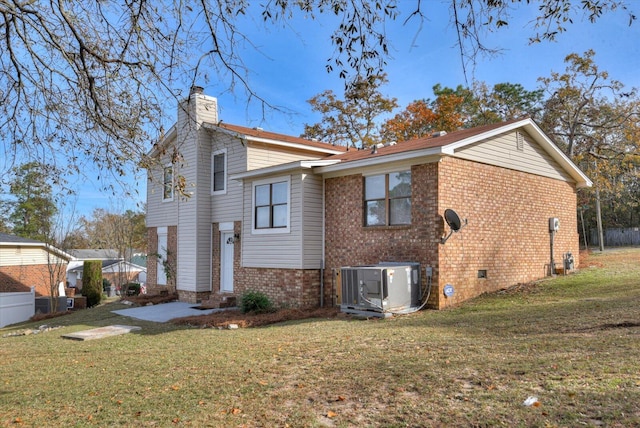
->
[340,263,421,317]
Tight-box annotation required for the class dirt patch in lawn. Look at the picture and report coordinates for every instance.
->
[171,307,344,328]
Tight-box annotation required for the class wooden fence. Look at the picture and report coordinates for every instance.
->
[589,227,640,247]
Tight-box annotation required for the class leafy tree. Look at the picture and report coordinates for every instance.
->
[380,99,437,142]
[78,208,147,254]
[539,50,640,243]
[468,82,544,126]
[4,162,59,241]
[302,74,398,148]
[2,1,633,187]
[82,260,103,307]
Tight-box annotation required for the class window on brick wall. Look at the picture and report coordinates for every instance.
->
[364,170,411,226]
[252,176,290,233]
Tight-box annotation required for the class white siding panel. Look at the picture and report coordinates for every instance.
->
[146,155,178,227]
[247,143,324,170]
[454,130,572,182]
[211,133,247,223]
[241,173,304,268]
[0,247,66,266]
[301,174,324,269]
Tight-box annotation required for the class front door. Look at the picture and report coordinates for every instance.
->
[220,232,234,293]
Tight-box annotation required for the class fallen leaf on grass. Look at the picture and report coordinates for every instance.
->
[327,411,337,418]
[337,396,346,401]
[13,417,23,424]
[170,385,180,391]
[258,380,268,386]
[232,408,242,415]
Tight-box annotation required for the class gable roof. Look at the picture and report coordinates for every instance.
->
[0,233,74,261]
[316,118,592,188]
[204,122,347,155]
[68,259,146,273]
[68,249,120,259]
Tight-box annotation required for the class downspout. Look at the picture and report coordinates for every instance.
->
[320,176,325,307]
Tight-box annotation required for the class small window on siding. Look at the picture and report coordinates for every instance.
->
[516,131,524,152]
[212,149,227,194]
[163,165,174,201]
[364,171,411,226]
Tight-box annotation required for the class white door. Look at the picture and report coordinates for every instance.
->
[220,232,234,292]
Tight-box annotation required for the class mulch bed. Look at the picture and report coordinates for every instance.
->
[171,307,344,329]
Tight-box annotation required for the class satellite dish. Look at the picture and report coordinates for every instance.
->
[441,209,467,244]
[444,209,462,232]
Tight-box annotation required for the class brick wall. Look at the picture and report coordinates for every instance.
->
[235,267,321,308]
[323,157,580,310]
[0,264,66,296]
[323,163,441,306]
[435,156,579,308]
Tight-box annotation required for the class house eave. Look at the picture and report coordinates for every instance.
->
[202,123,345,155]
[230,160,342,181]
[314,147,445,175]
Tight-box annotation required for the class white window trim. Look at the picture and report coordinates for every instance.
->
[162,164,174,202]
[211,148,227,195]
[251,175,291,235]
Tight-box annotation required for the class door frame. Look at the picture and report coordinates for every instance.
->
[220,228,235,293]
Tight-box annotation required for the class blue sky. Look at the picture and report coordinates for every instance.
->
[71,1,640,219]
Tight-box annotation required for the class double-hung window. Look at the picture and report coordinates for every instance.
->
[162,165,174,201]
[212,149,227,194]
[253,177,290,232]
[364,171,411,226]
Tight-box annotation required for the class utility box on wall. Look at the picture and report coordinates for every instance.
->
[340,263,421,317]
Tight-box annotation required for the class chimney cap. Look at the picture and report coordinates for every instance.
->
[190,85,204,95]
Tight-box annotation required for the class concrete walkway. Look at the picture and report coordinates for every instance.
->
[112,302,223,323]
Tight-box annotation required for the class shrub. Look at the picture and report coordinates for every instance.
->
[240,291,274,314]
[82,260,103,307]
[102,278,112,292]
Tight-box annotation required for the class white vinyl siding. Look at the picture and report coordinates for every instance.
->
[242,174,303,268]
[454,130,573,182]
[146,151,178,227]
[0,247,67,267]
[211,134,246,222]
[247,142,325,170]
[300,174,324,268]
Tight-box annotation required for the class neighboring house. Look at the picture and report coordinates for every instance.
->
[67,249,146,290]
[146,88,592,310]
[0,233,73,296]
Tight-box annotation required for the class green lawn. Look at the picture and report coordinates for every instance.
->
[2,249,639,427]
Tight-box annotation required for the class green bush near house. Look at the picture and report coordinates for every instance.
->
[240,291,274,314]
[82,260,103,307]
